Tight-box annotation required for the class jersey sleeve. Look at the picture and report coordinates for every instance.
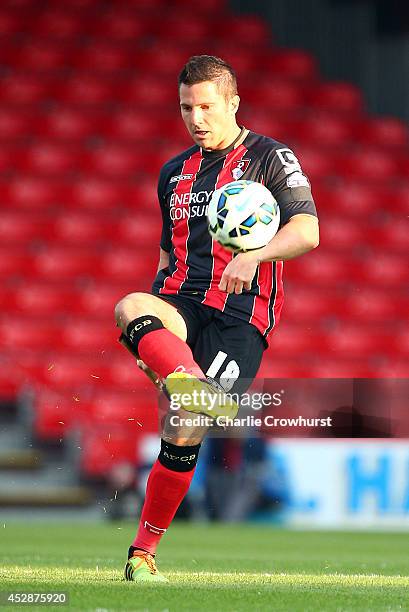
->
[157,166,172,252]
[264,145,318,226]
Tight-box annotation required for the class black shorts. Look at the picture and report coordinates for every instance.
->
[157,294,266,394]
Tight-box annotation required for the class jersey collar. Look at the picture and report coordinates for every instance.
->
[200,126,249,158]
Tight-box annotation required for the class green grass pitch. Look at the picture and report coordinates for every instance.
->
[1,521,409,611]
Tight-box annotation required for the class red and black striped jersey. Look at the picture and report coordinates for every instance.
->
[152,128,317,345]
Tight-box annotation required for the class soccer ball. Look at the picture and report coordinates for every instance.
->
[207,180,280,253]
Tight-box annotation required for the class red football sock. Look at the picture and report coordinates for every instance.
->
[132,460,195,554]
[138,328,204,379]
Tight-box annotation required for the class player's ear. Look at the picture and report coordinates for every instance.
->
[230,95,240,115]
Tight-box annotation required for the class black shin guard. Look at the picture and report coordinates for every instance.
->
[158,439,201,472]
[126,316,164,353]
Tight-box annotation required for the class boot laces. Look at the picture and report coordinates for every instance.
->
[132,551,157,575]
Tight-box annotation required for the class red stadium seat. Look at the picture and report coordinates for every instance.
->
[69,179,130,211]
[258,356,316,378]
[27,355,111,391]
[73,43,132,73]
[60,320,117,352]
[119,77,175,107]
[374,360,409,378]
[2,177,63,210]
[296,147,336,180]
[117,177,159,212]
[361,253,409,287]
[377,217,407,252]
[0,9,24,35]
[32,248,100,281]
[355,117,408,148]
[84,142,160,179]
[101,249,157,283]
[213,15,271,47]
[115,216,161,247]
[15,41,71,71]
[0,109,32,141]
[76,285,129,318]
[37,109,100,141]
[105,359,159,393]
[18,143,79,176]
[32,392,78,440]
[55,76,114,105]
[309,358,377,378]
[78,391,158,429]
[153,14,212,44]
[308,82,364,114]
[83,145,148,178]
[261,49,318,81]
[104,110,162,143]
[324,324,394,358]
[344,290,399,323]
[0,249,30,280]
[0,212,51,244]
[319,215,369,250]
[284,287,343,323]
[50,214,113,245]
[32,11,85,40]
[287,251,361,285]
[298,115,353,147]
[140,46,209,76]
[237,112,296,143]
[10,284,78,316]
[336,149,398,182]
[0,319,57,351]
[386,185,409,215]
[92,11,153,41]
[0,75,54,105]
[79,427,140,478]
[313,182,381,216]
[242,80,304,112]
[0,147,16,173]
[267,324,324,356]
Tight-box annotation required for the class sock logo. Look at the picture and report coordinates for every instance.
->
[129,319,152,343]
[174,365,186,373]
[144,521,167,535]
[163,451,196,463]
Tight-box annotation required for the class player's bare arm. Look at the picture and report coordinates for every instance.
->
[157,247,170,272]
[219,214,319,293]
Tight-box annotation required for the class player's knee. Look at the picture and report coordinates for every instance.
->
[114,292,148,329]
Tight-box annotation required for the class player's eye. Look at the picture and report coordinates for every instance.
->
[181,105,191,112]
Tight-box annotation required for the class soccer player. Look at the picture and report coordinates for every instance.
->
[115,55,319,582]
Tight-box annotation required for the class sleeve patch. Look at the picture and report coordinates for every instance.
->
[286,171,310,188]
[276,148,302,175]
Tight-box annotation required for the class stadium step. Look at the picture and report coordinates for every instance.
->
[0,485,92,507]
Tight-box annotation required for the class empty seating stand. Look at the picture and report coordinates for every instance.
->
[0,0,407,469]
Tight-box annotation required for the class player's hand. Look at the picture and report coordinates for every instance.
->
[218,252,259,294]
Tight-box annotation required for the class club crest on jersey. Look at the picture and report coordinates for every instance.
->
[170,173,194,184]
[231,159,250,180]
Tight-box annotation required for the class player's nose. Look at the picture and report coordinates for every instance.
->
[190,107,204,125]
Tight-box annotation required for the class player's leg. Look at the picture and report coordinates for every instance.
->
[119,294,212,581]
[126,310,265,581]
[115,292,205,380]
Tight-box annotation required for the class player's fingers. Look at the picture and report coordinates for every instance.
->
[234,281,244,295]
[218,274,228,291]
[227,279,236,294]
[244,280,252,291]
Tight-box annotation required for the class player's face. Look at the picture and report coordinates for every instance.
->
[179,81,240,150]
